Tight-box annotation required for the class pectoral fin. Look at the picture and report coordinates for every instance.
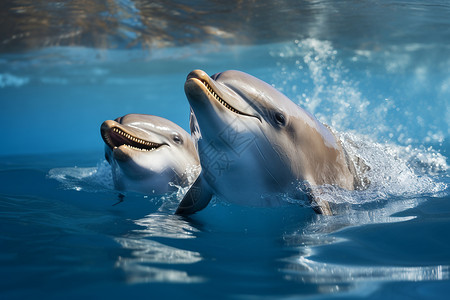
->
[308,186,334,216]
[294,182,334,216]
[310,195,333,215]
[175,175,213,215]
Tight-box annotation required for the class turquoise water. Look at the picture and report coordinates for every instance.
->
[1,1,450,299]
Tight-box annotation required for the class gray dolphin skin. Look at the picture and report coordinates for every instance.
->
[176,70,365,215]
[101,114,200,195]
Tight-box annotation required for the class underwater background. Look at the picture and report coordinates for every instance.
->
[0,0,449,299]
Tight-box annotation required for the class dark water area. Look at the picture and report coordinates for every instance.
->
[1,1,450,299]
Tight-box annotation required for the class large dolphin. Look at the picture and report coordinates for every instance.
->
[101,114,200,195]
[176,70,366,215]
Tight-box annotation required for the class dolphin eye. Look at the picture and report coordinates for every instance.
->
[172,134,183,145]
[274,112,286,126]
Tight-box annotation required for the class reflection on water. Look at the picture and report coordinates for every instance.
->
[285,256,449,283]
[302,198,423,236]
[282,197,424,256]
[2,0,450,52]
[115,237,203,284]
[115,212,203,283]
[133,213,199,239]
[280,197,450,294]
[113,193,450,290]
[0,0,316,51]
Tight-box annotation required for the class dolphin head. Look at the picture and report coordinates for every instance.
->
[181,70,355,212]
[184,69,309,203]
[100,114,200,195]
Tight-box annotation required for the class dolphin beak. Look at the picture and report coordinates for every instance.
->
[100,120,117,147]
[186,69,209,81]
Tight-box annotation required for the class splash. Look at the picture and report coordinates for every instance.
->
[168,164,202,202]
[270,39,374,134]
[47,159,193,209]
[270,38,449,210]
[341,132,447,200]
[270,38,449,145]
[48,160,114,192]
[296,132,447,211]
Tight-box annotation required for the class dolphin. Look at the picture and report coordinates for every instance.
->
[176,70,366,215]
[101,114,200,195]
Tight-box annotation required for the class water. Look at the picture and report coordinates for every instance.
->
[1,1,450,299]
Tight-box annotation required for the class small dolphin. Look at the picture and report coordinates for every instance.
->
[176,70,366,215]
[101,114,200,195]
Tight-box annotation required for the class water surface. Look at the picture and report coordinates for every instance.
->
[1,1,449,299]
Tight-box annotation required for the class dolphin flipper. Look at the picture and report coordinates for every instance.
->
[310,195,333,216]
[304,185,334,216]
[176,175,213,215]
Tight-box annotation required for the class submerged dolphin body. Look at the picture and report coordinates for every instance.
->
[176,70,366,215]
[101,114,200,195]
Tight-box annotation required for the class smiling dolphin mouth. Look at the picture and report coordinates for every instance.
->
[188,74,259,120]
[101,125,163,152]
[200,79,252,116]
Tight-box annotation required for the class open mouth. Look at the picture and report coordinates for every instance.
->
[102,126,163,152]
[199,79,259,120]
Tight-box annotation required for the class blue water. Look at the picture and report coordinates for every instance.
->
[1,1,450,299]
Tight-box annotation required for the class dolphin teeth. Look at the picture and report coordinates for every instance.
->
[201,80,241,114]
[109,127,162,151]
[200,79,259,121]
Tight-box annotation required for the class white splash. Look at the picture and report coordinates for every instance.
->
[270,38,448,210]
[270,38,449,145]
[48,160,114,192]
[271,39,373,134]
[337,132,448,202]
